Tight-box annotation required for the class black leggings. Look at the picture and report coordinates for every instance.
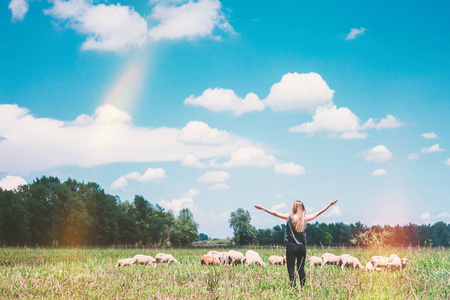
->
[286,242,306,287]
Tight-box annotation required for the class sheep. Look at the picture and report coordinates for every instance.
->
[226,250,245,266]
[308,256,322,267]
[201,255,220,266]
[244,250,266,267]
[115,257,138,267]
[370,256,390,269]
[340,254,364,269]
[133,254,156,265]
[155,253,181,265]
[387,254,409,270]
[207,251,229,265]
[365,261,383,272]
[269,255,286,266]
[321,253,341,269]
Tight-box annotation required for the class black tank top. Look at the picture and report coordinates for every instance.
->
[284,215,307,245]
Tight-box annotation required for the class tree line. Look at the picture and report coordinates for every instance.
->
[228,208,450,247]
[0,176,198,246]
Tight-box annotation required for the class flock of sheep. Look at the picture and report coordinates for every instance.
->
[116,251,409,272]
[310,253,410,271]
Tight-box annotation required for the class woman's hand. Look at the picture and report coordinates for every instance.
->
[254,205,265,210]
[329,199,338,206]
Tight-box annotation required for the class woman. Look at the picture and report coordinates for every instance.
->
[254,199,338,287]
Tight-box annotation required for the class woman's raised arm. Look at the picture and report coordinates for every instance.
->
[306,200,338,222]
[254,205,289,220]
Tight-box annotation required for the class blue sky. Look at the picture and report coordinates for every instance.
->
[1,0,449,237]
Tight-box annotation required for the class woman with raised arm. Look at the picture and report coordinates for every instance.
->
[254,199,338,287]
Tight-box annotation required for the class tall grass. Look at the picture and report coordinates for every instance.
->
[0,246,448,299]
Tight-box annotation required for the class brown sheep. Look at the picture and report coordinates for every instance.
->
[201,255,220,266]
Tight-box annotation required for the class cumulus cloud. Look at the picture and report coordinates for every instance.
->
[420,144,444,153]
[273,162,305,175]
[197,170,229,182]
[0,104,256,175]
[209,183,229,190]
[346,27,366,40]
[160,188,198,213]
[420,211,430,220]
[111,168,167,190]
[358,145,392,164]
[0,175,27,191]
[9,0,29,21]
[184,88,264,116]
[264,72,334,112]
[221,147,278,168]
[270,202,287,212]
[289,105,365,139]
[148,0,233,41]
[371,169,387,176]
[421,132,438,139]
[407,153,419,160]
[178,121,232,144]
[44,0,148,52]
[326,206,342,217]
[363,115,404,130]
[181,153,207,168]
[445,158,450,166]
[437,212,450,218]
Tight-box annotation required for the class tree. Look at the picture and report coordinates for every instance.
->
[198,233,210,241]
[229,208,257,246]
[171,208,198,246]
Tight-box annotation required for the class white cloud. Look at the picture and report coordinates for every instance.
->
[289,105,365,139]
[209,183,229,190]
[160,188,198,213]
[197,170,229,182]
[275,193,284,198]
[273,162,305,175]
[445,158,450,166]
[346,27,366,40]
[420,211,430,220]
[407,153,419,160]
[421,132,438,139]
[359,145,392,164]
[326,206,342,217]
[363,114,404,129]
[265,72,334,112]
[44,0,148,52]
[184,88,264,116]
[270,202,286,212]
[0,104,255,175]
[148,0,233,41]
[178,121,232,144]
[9,0,28,21]
[181,153,207,168]
[221,146,278,168]
[437,212,450,218]
[420,144,444,153]
[111,168,167,190]
[371,169,387,176]
[0,175,27,191]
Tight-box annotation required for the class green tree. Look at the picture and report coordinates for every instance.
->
[229,208,257,246]
[171,208,198,246]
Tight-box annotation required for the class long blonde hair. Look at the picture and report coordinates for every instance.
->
[291,201,306,232]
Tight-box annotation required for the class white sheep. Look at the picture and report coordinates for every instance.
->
[365,261,382,272]
[244,250,266,267]
[133,254,156,265]
[226,250,245,266]
[321,253,341,269]
[387,254,409,270]
[269,255,286,266]
[308,256,322,267]
[207,251,229,265]
[370,256,390,269]
[155,253,181,265]
[340,254,364,269]
[115,257,138,267]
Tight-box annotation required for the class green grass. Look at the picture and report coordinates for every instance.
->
[0,246,448,299]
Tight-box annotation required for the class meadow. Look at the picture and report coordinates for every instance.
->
[0,246,448,299]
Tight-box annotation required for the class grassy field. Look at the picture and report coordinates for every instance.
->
[0,245,448,299]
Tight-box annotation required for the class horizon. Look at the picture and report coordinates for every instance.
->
[1,0,449,238]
